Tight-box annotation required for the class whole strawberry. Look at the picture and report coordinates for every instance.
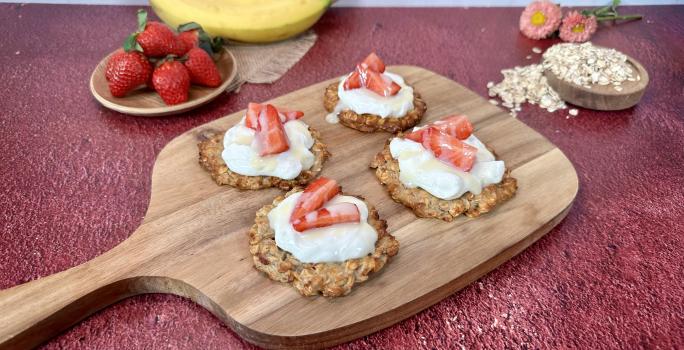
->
[106,50,152,97]
[184,47,222,88]
[176,22,224,57]
[177,29,199,54]
[105,49,126,81]
[129,10,183,58]
[152,60,190,105]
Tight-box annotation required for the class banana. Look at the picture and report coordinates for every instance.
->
[150,0,331,43]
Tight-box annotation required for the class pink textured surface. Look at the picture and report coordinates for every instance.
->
[1,4,683,349]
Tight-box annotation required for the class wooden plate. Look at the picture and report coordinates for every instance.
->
[0,66,579,349]
[89,47,237,117]
[545,54,649,111]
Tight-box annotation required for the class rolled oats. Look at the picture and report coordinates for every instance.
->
[487,63,566,117]
[542,42,635,88]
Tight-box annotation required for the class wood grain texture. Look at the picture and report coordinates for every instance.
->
[89,47,237,117]
[545,54,649,111]
[0,66,578,349]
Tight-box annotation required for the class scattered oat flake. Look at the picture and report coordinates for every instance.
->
[487,63,566,117]
[486,81,494,88]
[489,99,499,105]
[526,55,532,60]
[532,47,542,54]
[569,108,578,116]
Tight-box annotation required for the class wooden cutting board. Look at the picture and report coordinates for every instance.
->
[0,66,578,349]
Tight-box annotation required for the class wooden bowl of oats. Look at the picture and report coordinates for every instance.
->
[543,43,649,111]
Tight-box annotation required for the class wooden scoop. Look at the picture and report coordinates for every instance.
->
[0,66,578,349]
[545,54,649,111]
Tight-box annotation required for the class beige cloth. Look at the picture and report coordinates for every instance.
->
[225,31,317,92]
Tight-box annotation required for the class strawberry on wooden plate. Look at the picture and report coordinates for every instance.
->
[129,10,184,58]
[290,177,340,222]
[406,127,477,171]
[255,104,289,156]
[106,50,152,97]
[151,60,190,105]
[184,47,222,87]
[432,115,473,140]
[292,202,361,232]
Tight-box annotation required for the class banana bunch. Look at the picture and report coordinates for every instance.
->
[150,0,331,43]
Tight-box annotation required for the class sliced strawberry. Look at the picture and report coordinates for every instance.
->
[365,70,401,97]
[255,104,289,156]
[278,108,304,122]
[403,128,427,143]
[423,127,477,171]
[432,115,473,140]
[361,52,385,73]
[290,177,340,222]
[293,202,361,232]
[343,70,362,90]
[245,102,261,129]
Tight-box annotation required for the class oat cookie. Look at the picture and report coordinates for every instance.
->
[370,139,517,221]
[323,81,427,133]
[198,127,330,190]
[248,189,399,297]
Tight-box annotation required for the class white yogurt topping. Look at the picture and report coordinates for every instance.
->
[332,71,414,119]
[389,134,505,200]
[221,117,315,180]
[269,192,378,263]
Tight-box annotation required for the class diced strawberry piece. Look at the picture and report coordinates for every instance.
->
[245,102,262,129]
[423,127,477,171]
[343,70,362,90]
[361,52,386,73]
[403,128,427,143]
[290,177,341,222]
[432,115,473,140]
[278,108,304,122]
[365,70,401,97]
[293,202,361,232]
[255,104,289,156]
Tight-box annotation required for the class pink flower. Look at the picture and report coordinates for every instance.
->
[519,0,562,40]
[559,11,598,43]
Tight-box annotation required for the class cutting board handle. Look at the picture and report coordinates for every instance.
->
[0,240,140,349]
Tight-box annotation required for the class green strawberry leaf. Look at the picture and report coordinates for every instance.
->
[178,22,202,33]
[136,9,148,32]
[198,41,214,56]
[210,37,224,55]
[123,33,142,52]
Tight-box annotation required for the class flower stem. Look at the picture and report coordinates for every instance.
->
[596,14,643,21]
